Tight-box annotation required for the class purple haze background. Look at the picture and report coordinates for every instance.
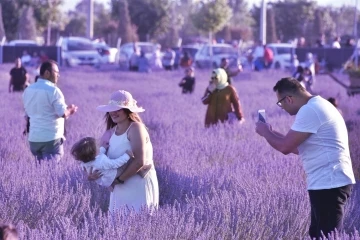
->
[0,64,359,239]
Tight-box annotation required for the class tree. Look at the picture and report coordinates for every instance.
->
[227,0,254,41]
[251,0,316,43]
[267,7,277,43]
[190,0,232,38]
[112,0,138,44]
[63,15,87,37]
[127,0,171,41]
[0,4,6,40]
[17,6,37,40]
[0,0,63,41]
[0,0,20,40]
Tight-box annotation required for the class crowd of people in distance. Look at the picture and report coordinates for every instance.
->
[127,44,194,73]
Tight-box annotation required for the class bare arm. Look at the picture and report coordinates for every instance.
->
[268,129,299,155]
[117,122,148,182]
[255,122,309,155]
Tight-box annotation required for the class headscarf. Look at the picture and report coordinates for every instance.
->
[211,68,229,90]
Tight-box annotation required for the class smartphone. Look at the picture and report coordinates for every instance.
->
[258,109,266,123]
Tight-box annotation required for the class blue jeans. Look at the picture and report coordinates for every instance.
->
[29,138,64,162]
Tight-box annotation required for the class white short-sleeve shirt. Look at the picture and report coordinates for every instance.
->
[291,96,355,190]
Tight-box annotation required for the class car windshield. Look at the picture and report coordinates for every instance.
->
[68,39,95,51]
[212,46,236,55]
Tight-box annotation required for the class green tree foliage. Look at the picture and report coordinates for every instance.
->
[0,4,6,40]
[64,15,86,37]
[191,0,232,35]
[17,6,37,40]
[267,7,278,43]
[251,0,316,43]
[127,0,171,41]
[227,0,254,41]
[0,0,20,40]
[329,6,359,39]
[0,0,62,40]
[112,0,138,44]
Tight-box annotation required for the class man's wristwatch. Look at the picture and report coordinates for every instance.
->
[116,177,125,184]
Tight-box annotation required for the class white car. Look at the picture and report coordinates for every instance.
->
[57,37,101,67]
[194,43,239,68]
[118,42,157,68]
[267,43,294,70]
[7,40,39,46]
[93,43,118,64]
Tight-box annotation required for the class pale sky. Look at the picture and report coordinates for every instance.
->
[61,0,360,12]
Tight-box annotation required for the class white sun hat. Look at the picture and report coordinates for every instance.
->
[96,90,145,113]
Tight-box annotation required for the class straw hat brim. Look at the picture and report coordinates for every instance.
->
[96,104,145,113]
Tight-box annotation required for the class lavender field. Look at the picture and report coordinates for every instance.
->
[0,64,359,239]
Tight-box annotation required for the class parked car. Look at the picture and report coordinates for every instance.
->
[118,42,157,68]
[267,43,294,70]
[93,42,118,64]
[194,43,239,68]
[57,37,101,67]
[7,40,39,46]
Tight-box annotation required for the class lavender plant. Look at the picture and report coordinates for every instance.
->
[0,64,359,239]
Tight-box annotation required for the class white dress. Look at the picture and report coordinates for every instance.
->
[107,123,159,212]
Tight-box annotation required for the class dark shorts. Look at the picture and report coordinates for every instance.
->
[29,138,64,162]
[308,184,353,239]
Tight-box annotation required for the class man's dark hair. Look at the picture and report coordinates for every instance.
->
[273,77,305,95]
[39,60,58,76]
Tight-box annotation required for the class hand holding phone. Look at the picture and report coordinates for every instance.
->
[258,109,266,123]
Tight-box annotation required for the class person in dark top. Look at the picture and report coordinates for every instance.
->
[9,58,29,92]
[220,57,242,85]
[179,67,195,94]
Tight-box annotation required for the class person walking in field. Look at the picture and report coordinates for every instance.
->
[202,68,244,127]
[255,77,355,239]
[178,67,195,94]
[9,58,29,93]
[22,60,78,162]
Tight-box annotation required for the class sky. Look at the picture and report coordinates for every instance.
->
[61,0,360,12]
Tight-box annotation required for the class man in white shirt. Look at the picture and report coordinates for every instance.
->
[23,60,78,162]
[255,77,355,239]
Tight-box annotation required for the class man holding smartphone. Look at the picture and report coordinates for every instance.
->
[255,77,355,239]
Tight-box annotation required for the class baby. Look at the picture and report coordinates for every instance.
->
[71,137,151,189]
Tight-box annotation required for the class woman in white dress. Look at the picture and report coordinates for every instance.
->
[88,90,159,212]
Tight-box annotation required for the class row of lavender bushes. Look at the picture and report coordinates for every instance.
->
[0,65,359,239]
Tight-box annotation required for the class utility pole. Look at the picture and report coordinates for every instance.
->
[260,0,267,44]
[87,0,94,39]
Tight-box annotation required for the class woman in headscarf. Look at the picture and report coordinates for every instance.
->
[201,68,245,127]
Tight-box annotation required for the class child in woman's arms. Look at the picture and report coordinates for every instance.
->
[71,137,151,190]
